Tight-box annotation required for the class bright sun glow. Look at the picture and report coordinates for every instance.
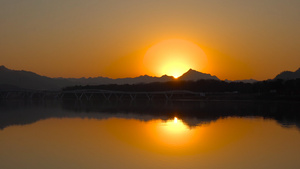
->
[153,117,194,146]
[174,117,178,123]
[161,117,189,135]
[143,39,207,78]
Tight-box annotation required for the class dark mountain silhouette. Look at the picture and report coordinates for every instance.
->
[0,66,72,90]
[0,65,9,72]
[179,69,219,81]
[275,68,300,80]
[2,65,298,91]
[0,65,176,90]
[66,75,174,86]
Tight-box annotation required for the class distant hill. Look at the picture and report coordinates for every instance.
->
[178,69,219,81]
[66,75,174,86]
[5,65,284,91]
[274,68,300,80]
[0,66,72,90]
[0,65,176,90]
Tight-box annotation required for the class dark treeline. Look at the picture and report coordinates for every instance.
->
[63,78,300,95]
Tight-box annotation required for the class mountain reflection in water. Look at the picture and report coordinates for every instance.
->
[0,100,299,130]
[1,100,300,169]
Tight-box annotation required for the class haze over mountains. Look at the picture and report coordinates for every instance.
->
[0,65,299,90]
[0,66,218,90]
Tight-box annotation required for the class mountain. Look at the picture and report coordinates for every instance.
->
[0,65,9,72]
[179,69,219,81]
[0,66,73,90]
[274,68,300,80]
[0,66,224,90]
[0,65,176,90]
[67,75,175,86]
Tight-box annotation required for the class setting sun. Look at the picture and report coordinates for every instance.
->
[174,117,178,123]
[143,39,207,78]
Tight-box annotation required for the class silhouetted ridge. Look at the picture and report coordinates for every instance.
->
[0,65,10,72]
[0,66,217,90]
[275,68,300,80]
[2,65,300,92]
[179,69,219,81]
[0,66,73,90]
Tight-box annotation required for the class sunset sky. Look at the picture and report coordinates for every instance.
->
[1,0,299,80]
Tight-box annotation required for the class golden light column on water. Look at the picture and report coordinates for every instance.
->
[103,117,255,156]
[153,117,196,147]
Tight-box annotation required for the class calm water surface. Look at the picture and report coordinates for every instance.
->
[0,100,300,169]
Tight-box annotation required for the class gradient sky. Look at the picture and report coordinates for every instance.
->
[1,0,299,80]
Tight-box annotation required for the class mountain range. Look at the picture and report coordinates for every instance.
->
[0,66,218,90]
[0,65,299,90]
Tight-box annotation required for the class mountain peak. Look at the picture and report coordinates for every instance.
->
[179,69,219,81]
[0,65,10,72]
[186,68,197,73]
[274,67,300,80]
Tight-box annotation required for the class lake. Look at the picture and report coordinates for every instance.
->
[0,100,300,169]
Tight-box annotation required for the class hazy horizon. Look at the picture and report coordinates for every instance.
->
[2,64,298,81]
[1,0,300,80]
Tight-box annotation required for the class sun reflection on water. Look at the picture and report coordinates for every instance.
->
[152,117,198,148]
[1,116,300,168]
[104,117,255,156]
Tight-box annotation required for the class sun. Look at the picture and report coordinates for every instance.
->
[143,39,207,78]
[174,117,178,123]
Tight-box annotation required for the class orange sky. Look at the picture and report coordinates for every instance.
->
[0,0,300,80]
